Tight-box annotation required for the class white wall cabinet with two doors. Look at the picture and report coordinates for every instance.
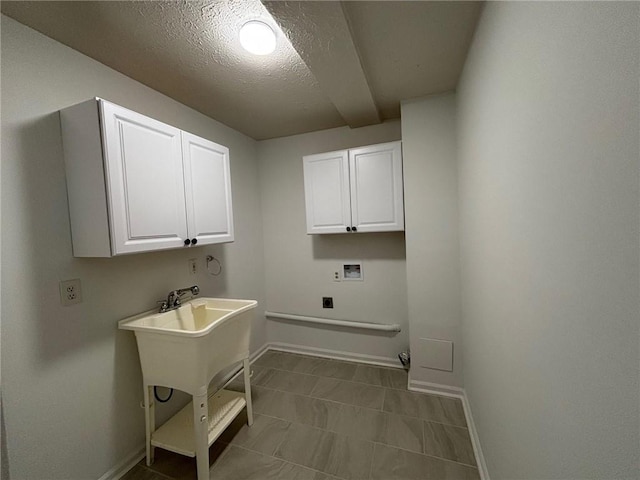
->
[303,141,404,234]
[60,98,234,257]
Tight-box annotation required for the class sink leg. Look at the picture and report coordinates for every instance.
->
[143,384,155,466]
[193,392,209,480]
[243,358,253,426]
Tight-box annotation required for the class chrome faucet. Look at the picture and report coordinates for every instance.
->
[158,285,200,312]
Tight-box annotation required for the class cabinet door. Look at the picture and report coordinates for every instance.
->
[182,132,234,245]
[349,141,404,232]
[303,150,351,234]
[100,101,188,254]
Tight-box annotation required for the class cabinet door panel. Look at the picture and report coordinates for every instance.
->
[303,151,351,234]
[182,132,234,244]
[101,101,188,254]
[349,142,404,232]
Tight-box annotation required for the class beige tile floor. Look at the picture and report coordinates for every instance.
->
[122,351,479,480]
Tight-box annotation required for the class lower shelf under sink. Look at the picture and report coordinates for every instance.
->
[151,389,247,457]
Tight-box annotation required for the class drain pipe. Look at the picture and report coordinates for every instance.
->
[398,350,410,368]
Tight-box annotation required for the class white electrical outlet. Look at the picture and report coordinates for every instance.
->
[333,271,341,282]
[60,279,82,306]
[188,258,197,275]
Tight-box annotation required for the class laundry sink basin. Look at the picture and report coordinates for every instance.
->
[119,298,257,337]
[119,297,257,394]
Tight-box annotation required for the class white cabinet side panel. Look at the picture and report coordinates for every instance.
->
[59,99,111,257]
[303,151,351,234]
[182,132,234,244]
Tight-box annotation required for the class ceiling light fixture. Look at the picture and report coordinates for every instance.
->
[239,20,276,55]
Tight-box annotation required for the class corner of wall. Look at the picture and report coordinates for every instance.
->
[401,94,462,389]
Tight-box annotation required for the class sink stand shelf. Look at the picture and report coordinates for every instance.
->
[151,389,247,457]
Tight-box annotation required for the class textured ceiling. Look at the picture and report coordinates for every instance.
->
[1,1,482,140]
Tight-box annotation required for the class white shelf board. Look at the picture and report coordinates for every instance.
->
[151,389,246,457]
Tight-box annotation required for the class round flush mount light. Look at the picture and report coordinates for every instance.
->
[239,20,276,55]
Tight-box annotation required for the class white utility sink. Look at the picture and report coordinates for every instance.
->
[119,297,257,480]
[119,297,257,337]
[119,297,257,393]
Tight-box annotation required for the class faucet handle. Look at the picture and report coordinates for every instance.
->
[156,300,169,312]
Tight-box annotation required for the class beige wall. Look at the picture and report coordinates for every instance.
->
[457,2,639,478]
[401,94,462,388]
[1,16,265,479]
[257,122,409,363]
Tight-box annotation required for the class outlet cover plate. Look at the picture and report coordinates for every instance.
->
[60,278,82,306]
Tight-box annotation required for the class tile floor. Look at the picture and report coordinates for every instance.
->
[122,351,480,480]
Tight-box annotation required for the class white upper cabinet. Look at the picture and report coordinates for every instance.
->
[349,142,404,233]
[303,141,404,234]
[181,132,234,245]
[302,150,351,234]
[101,101,189,254]
[60,98,234,257]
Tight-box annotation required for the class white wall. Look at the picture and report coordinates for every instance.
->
[257,122,409,364]
[401,94,462,388]
[457,2,639,478]
[1,15,265,480]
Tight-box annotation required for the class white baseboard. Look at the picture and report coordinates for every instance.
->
[267,342,403,369]
[461,392,490,480]
[97,446,145,480]
[408,380,489,480]
[408,378,465,398]
[250,342,270,363]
